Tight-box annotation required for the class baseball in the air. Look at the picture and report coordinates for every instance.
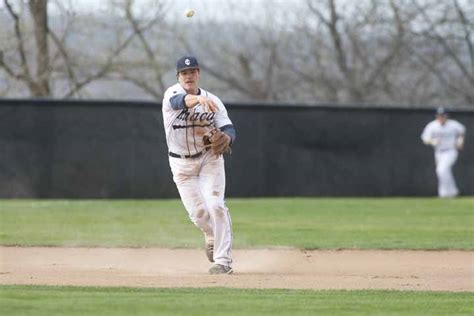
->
[184,9,195,18]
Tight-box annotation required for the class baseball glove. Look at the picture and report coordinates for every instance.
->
[203,128,231,155]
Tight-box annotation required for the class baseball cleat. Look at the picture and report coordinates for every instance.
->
[208,264,233,275]
[206,242,214,262]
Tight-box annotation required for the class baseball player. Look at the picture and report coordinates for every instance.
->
[421,107,466,198]
[162,56,236,274]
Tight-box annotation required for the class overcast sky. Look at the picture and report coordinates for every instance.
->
[4,0,471,27]
[41,0,306,24]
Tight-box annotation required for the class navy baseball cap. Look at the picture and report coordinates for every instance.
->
[436,107,448,115]
[176,56,199,73]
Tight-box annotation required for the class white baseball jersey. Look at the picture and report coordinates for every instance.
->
[162,82,234,267]
[421,119,465,152]
[162,83,232,155]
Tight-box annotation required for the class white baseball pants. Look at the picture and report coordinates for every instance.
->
[169,151,233,266]
[434,149,459,198]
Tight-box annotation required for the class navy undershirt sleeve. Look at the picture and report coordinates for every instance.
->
[220,124,236,145]
[170,94,187,110]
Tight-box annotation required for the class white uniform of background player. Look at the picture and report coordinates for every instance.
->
[162,56,235,274]
[421,107,466,198]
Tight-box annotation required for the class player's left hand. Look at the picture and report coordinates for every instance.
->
[203,128,231,155]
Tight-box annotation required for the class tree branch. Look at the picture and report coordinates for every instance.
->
[307,0,330,26]
[123,0,166,94]
[48,29,81,95]
[453,0,474,76]
[0,51,24,80]
[116,73,162,99]
[411,45,472,102]
[412,0,473,84]
[3,0,33,85]
[364,0,405,90]
[62,28,138,98]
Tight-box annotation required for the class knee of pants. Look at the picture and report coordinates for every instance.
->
[207,202,227,218]
[190,207,210,223]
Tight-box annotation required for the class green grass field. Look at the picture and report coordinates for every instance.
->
[1,198,473,315]
[1,286,473,316]
[0,198,473,249]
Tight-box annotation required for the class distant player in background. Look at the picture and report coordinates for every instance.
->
[421,107,466,198]
[162,56,236,274]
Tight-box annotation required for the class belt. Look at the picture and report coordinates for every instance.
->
[169,148,208,159]
[437,148,455,153]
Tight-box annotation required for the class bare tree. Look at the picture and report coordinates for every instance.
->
[49,0,163,98]
[0,0,164,98]
[175,1,294,102]
[410,0,474,104]
[0,0,50,96]
[290,0,414,104]
[0,0,472,107]
[112,0,170,99]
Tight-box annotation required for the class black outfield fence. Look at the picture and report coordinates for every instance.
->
[1,99,472,198]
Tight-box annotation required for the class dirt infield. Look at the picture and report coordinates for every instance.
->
[1,247,473,292]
